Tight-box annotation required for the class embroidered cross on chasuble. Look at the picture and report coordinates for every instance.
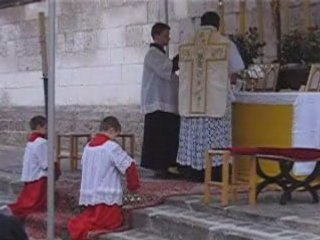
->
[179,27,230,118]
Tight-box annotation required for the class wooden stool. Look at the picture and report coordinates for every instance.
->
[117,134,135,157]
[56,133,91,171]
[203,149,257,207]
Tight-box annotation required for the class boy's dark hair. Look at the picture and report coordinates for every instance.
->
[0,214,28,240]
[151,22,170,39]
[99,116,122,132]
[29,115,47,130]
[200,11,220,29]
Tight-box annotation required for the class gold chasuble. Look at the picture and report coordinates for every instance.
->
[179,27,230,118]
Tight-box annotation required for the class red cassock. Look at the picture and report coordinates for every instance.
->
[8,132,61,220]
[68,134,140,240]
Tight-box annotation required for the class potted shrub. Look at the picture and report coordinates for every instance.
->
[229,27,266,69]
[279,27,320,90]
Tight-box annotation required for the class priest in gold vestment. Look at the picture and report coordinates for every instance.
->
[177,12,245,182]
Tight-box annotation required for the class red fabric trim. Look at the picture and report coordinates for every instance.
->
[88,134,110,147]
[68,204,123,240]
[257,147,320,160]
[27,132,46,142]
[214,146,320,160]
[8,177,47,220]
[126,163,140,191]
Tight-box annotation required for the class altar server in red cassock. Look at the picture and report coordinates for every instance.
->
[0,115,61,219]
[68,116,140,240]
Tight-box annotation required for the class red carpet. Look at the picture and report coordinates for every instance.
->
[24,178,213,239]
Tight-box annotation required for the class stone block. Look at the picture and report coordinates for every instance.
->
[17,55,41,72]
[4,71,42,89]
[58,49,110,69]
[168,21,180,44]
[123,47,148,64]
[147,0,162,23]
[64,30,98,52]
[97,29,108,49]
[15,38,41,57]
[18,20,39,38]
[6,87,44,106]
[24,1,47,21]
[121,64,143,84]
[173,0,188,20]
[178,18,195,43]
[0,6,25,25]
[142,24,153,45]
[187,0,207,18]
[110,48,124,65]
[0,24,20,42]
[58,15,81,33]
[57,34,66,53]
[107,27,126,48]
[0,121,9,131]
[102,3,147,28]
[125,25,144,47]
[73,65,122,86]
[0,56,18,76]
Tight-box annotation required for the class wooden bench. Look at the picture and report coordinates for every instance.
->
[204,148,257,207]
[56,133,91,172]
[57,133,135,171]
[204,147,320,206]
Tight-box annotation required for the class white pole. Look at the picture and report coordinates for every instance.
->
[47,0,56,239]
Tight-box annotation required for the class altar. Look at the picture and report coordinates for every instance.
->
[232,92,320,179]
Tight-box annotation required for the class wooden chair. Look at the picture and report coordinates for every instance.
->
[304,64,320,91]
[117,134,135,157]
[254,63,280,92]
[56,133,91,171]
[203,148,257,207]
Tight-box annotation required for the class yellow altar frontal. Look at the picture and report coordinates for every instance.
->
[232,92,320,181]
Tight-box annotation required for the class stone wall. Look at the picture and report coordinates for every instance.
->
[0,0,319,155]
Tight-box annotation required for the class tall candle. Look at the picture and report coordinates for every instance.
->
[303,0,311,32]
[218,0,225,34]
[257,0,264,41]
[239,0,246,34]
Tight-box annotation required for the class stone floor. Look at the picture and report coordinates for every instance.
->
[1,144,320,239]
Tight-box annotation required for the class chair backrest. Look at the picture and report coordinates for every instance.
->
[304,64,320,92]
[254,63,280,92]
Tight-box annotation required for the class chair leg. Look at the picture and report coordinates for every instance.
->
[249,156,257,206]
[56,135,61,164]
[74,137,79,170]
[70,137,75,171]
[231,156,238,202]
[221,151,230,207]
[203,151,213,205]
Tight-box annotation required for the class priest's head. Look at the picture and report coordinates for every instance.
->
[200,11,220,30]
[151,22,171,47]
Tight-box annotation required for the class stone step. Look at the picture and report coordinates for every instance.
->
[100,229,169,240]
[129,203,320,240]
[165,195,320,236]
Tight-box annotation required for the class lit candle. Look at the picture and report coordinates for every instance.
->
[239,0,246,34]
[257,0,264,41]
[303,0,311,32]
[218,0,225,34]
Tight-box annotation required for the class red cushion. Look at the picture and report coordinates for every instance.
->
[213,147,258,155]
[257,147,320,161]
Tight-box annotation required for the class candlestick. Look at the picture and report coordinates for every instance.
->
[239,0,246,34]
[303,0,311,32]
[218,0,225,34]
[257,0,264,41]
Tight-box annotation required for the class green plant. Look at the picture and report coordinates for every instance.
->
[229,27,266,68]
[281,27,320,64]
